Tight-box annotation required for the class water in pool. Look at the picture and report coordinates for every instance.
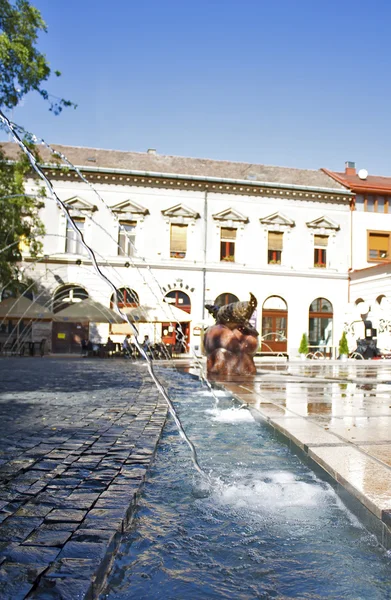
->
[102,371,391,599]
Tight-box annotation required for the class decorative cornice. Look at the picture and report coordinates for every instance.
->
[60,196,98,212]
[38,164,352,203]
[111,199,149,216]
[306,216,340,231]
[161,203,200,221]
[212,208,249,223]
[260,211,295,228]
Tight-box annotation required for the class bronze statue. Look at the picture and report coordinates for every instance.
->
[204,293,259,377]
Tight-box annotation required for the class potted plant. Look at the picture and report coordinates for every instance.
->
[339,331,349,361]
[299,333,309,360]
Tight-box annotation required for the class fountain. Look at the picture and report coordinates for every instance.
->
[1,115,391,600]
[204,293,259,376]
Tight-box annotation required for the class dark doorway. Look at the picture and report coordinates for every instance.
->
[52,321,89,354]
[162,290,191,352]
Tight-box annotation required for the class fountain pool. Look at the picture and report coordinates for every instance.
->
[102,370,391,600]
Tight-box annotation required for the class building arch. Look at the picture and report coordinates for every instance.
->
[309,297,333,352]
[52,284,88,313]
[110,287,139,309]
[214,293,239,306]
[161,289,191,351]
[261,295,288,354]
[51,284,89,354]
[1,286,34,302]
[164,290,191,313]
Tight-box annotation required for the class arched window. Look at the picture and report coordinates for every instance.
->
[261,296,288,353]
[164,290,191,313]
[1,287,34,302]
[53,285,88,313]
[214,293,239,307]
[309,297,333,348]
[110,288,139,309]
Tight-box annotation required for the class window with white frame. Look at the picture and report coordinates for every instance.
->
[314,235,328,267]
[65,218,86,255]
[268,232,283,264]
[220,227,236,262]
[118,220,136,256]
[170,224,187,259]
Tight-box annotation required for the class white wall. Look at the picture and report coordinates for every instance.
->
[22,175,352,356]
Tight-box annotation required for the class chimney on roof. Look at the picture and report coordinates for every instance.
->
[345,161,356,175]
[147,148,156,155]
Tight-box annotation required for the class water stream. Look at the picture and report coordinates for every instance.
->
[0,111,210,479]
[2,118,391,599]
[102,369,391,600]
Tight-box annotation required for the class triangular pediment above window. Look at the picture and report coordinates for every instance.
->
[161,204,200,221]
[306,216,340,231]
[260,212,295,228]
[111,199,149,216]
[212,208,249,223]
[63,196,97,212]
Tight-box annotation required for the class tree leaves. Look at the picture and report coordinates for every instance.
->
[0,144,45,294]
[0,0,76,112]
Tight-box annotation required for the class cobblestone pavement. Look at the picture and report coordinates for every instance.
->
[0,357,168,599]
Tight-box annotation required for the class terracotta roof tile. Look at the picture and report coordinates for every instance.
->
[324,169,391,193]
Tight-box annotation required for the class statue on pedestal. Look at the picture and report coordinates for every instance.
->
[204,293,259,376]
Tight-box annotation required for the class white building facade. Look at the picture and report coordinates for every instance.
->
[3,143,353,356]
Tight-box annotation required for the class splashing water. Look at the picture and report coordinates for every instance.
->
[102,372,391,600]
[206,406,255,423]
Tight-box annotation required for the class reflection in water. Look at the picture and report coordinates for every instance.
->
[103,371,391,600]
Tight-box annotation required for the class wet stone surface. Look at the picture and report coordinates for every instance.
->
[0,358,168,598]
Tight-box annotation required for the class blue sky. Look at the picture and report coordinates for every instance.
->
[3,0,391,174]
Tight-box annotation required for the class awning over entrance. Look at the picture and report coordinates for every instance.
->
[110,304,191,335]
[54,299,124,324]
[0,296,54,319]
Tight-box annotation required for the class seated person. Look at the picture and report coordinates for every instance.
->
[142,335,151,351]
[122,334,132,357]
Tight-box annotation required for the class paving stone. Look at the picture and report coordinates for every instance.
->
[23,526,75,547]
[76,480,108,491]
[14,503,54,518]
[0,517,43,542]
[0,562,46,599]
[46,478,83,489]
[71,528,118,545]
[60,498,97,510]
[94,495,134,509]
[57,540,108,561]
[3,543,60,566]
[45,557,97,579]
[29,575,93,599]
[81,515,124,531]
[0,359,166,595]
[44,509,87,523]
